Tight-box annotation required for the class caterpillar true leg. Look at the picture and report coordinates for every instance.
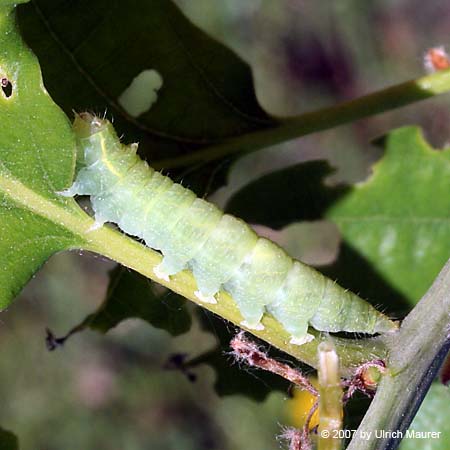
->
[57,183,80,197]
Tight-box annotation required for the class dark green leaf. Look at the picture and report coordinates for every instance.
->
[18,0,276,164]
[0,427,18,450]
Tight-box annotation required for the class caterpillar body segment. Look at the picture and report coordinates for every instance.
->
[142,182,197,252]
[310,281,393,334]
[267,261,326,344]
[113,163,158,236]
[192,214,259,299]
[224,238,293,330]
[66,113,397,344]
[157,199,223,279]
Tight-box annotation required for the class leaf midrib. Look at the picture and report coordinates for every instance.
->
[0,170,92,240]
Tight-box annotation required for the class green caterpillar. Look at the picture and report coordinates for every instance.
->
[62,113,397,345]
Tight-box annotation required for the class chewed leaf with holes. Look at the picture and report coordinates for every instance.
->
[0,0,87,307]
[17,0,276,163]
[327,127,450,305]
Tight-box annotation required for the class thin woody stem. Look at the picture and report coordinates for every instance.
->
[154,69,450,169]
[230,331,318,395]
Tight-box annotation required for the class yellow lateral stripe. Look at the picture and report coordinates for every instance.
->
[100,134,122,177]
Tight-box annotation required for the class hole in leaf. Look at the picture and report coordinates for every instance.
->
[1,78,12,98]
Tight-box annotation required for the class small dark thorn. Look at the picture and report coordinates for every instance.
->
[164,353,197,383]
[45,327,67,351]
[187,373,197,383]
[164,353,188,369]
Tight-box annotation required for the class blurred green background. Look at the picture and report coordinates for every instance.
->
[1,1,450,449]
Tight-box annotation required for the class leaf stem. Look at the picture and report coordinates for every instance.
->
[154,69,450,169]
[346,259,450,450]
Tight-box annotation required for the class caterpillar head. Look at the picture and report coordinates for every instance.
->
[73,112,106,138]
[73,113,123,166]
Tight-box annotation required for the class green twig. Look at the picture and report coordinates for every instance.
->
[347,259,450,450]
[154,69,450,169]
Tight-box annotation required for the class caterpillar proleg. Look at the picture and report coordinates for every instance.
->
[64,113,397,345]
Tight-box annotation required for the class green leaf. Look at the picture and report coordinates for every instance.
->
[327,127,450,304]
[17,0,276,163]
[0,428,18,450]
[399,383,450,450]
[0,0,84,308]
[62,267,191,337]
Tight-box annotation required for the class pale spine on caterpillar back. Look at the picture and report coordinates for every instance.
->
[64,113,397,345]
